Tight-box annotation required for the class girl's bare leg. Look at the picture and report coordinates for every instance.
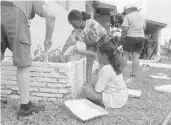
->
[83,85,103,105]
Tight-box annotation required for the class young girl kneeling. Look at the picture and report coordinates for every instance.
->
[83,42,128,109]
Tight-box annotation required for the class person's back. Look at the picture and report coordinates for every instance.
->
[123,11,145,37]
[96,65,128,108]
[121,5,146,81]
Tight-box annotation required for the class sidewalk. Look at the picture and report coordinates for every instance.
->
[127,61,171,69]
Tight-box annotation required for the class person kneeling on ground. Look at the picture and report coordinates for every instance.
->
[74,41,128,108]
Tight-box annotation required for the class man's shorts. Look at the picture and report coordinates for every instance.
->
[1,2,32,67]
[123,36,145,53]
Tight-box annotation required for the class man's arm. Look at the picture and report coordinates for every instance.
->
[121,15,129,38]
[74,49,97,60]
[121,26,129,38]
[41,4,56,51]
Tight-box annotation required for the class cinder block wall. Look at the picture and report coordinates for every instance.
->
[1,58,86,101]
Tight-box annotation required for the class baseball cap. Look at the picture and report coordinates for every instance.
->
[123,4,137,13]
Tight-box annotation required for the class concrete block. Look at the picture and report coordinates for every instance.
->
[30,87,39,92]
[40,88,58,93]
[1,89,12,95]
[6,85,19,91]
[30,72,65,79]
[59,79,68,84]
[1,80,17,86]
[1,75,17,81]
[155,85,171,93]
[42,97,58,102]
[30,96,42,101]
[58,88,71,94]
[1,61,13,66]
[1,70,16,76]
[127,89,142,98]
[31,92,63,98]
[31,62,54,68]
[47,83,69,88]
[30,77,57,83]
[30,82,46,87]
[1,66,17,71]
[30,67,52,73]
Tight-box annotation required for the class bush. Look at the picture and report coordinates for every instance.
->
[32,45,67,63]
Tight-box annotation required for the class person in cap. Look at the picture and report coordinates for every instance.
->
[121,4,146,81]
[1,1,55,117]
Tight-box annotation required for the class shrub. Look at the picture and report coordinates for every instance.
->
[32,45,68,63]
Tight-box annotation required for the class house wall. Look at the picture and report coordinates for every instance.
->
[94,14,111,34]
[157,28,162,56]
[86,1,95,19]
[144,22,163,58]
[31,1,86,51]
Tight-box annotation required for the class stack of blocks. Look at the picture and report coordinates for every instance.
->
[1,58,87,101]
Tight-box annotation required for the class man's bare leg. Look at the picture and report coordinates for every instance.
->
[16,66,30,104]
[132,52,140,76]
[123,50,130,71]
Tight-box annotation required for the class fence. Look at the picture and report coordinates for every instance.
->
[1,58,86,101]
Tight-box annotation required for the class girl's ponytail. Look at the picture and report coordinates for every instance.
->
[98,42,122,75]
[81,11,91,21]
[108,53,121,75]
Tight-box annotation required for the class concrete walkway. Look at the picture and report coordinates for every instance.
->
[128,61,171,69]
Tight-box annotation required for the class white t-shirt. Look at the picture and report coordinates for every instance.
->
[95,65,128,108]
[122,11,146,37]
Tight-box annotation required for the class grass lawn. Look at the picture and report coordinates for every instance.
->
[1,64,171,125]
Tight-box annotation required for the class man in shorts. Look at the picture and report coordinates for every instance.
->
[1,1,55,117]
[121,4,146,80]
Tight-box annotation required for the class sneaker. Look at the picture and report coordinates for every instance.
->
[18,101,45,117]
[126,74,136,83]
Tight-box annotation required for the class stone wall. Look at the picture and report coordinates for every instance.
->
[1,58,86,101]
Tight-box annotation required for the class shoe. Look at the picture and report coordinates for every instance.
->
[126,74,136,83]
[18,101,45,117]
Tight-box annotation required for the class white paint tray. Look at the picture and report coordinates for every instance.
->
[63,99,109,121]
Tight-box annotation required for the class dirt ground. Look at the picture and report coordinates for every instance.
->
[1,64,171,125]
